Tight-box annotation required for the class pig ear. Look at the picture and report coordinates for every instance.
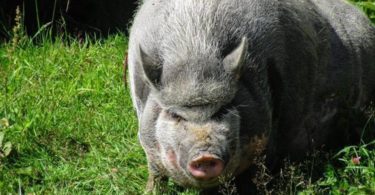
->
[223,37,248,78]
[139,45,162,89]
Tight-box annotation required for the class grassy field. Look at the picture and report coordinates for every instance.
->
[1,1,375,194]
[0,35,150,194]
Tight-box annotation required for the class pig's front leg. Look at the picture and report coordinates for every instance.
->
[145,173,168,194]
[142,145,168,194]
[144,161,168,194]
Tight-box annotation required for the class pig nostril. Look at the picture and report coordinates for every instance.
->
[188,155,224,180]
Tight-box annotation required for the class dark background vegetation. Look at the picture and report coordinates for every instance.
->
[1,0,374,41]
[0,0,138,41]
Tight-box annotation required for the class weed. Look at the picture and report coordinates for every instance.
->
[0,128,12,160]
[219,174,238,195]
[9,6,26,53]
[252,156,273,194]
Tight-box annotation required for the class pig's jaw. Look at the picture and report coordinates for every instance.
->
[158,141,243,189]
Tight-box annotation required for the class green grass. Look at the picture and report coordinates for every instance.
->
[349,0,375,23]
[0,35,148,194]
[304,141,375,194]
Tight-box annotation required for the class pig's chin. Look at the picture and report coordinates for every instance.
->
[184,175,222,189]
[170,170,222,189]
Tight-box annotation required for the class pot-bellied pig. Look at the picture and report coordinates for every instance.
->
[127,0,375,192]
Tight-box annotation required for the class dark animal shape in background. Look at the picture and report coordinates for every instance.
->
[128,0,375,193]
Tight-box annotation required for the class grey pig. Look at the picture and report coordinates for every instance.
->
[127,0,375,193]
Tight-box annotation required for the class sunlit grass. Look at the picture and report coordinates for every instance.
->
[0,35,149,194]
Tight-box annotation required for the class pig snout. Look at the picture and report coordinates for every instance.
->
[188,154,224,180]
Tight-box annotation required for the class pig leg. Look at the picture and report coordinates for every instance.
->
[144,158,168,194]
[145,172,168,194]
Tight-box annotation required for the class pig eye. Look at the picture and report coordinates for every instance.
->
[212,105,231,119]
[166,110,185,121]
[183,104,209,109]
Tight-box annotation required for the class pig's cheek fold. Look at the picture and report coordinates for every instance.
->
[166,148,179,169]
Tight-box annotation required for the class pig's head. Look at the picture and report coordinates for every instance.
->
[138,38,268,188]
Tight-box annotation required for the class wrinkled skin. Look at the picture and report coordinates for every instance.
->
[140,84,270,189]
[127,0,375,193]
